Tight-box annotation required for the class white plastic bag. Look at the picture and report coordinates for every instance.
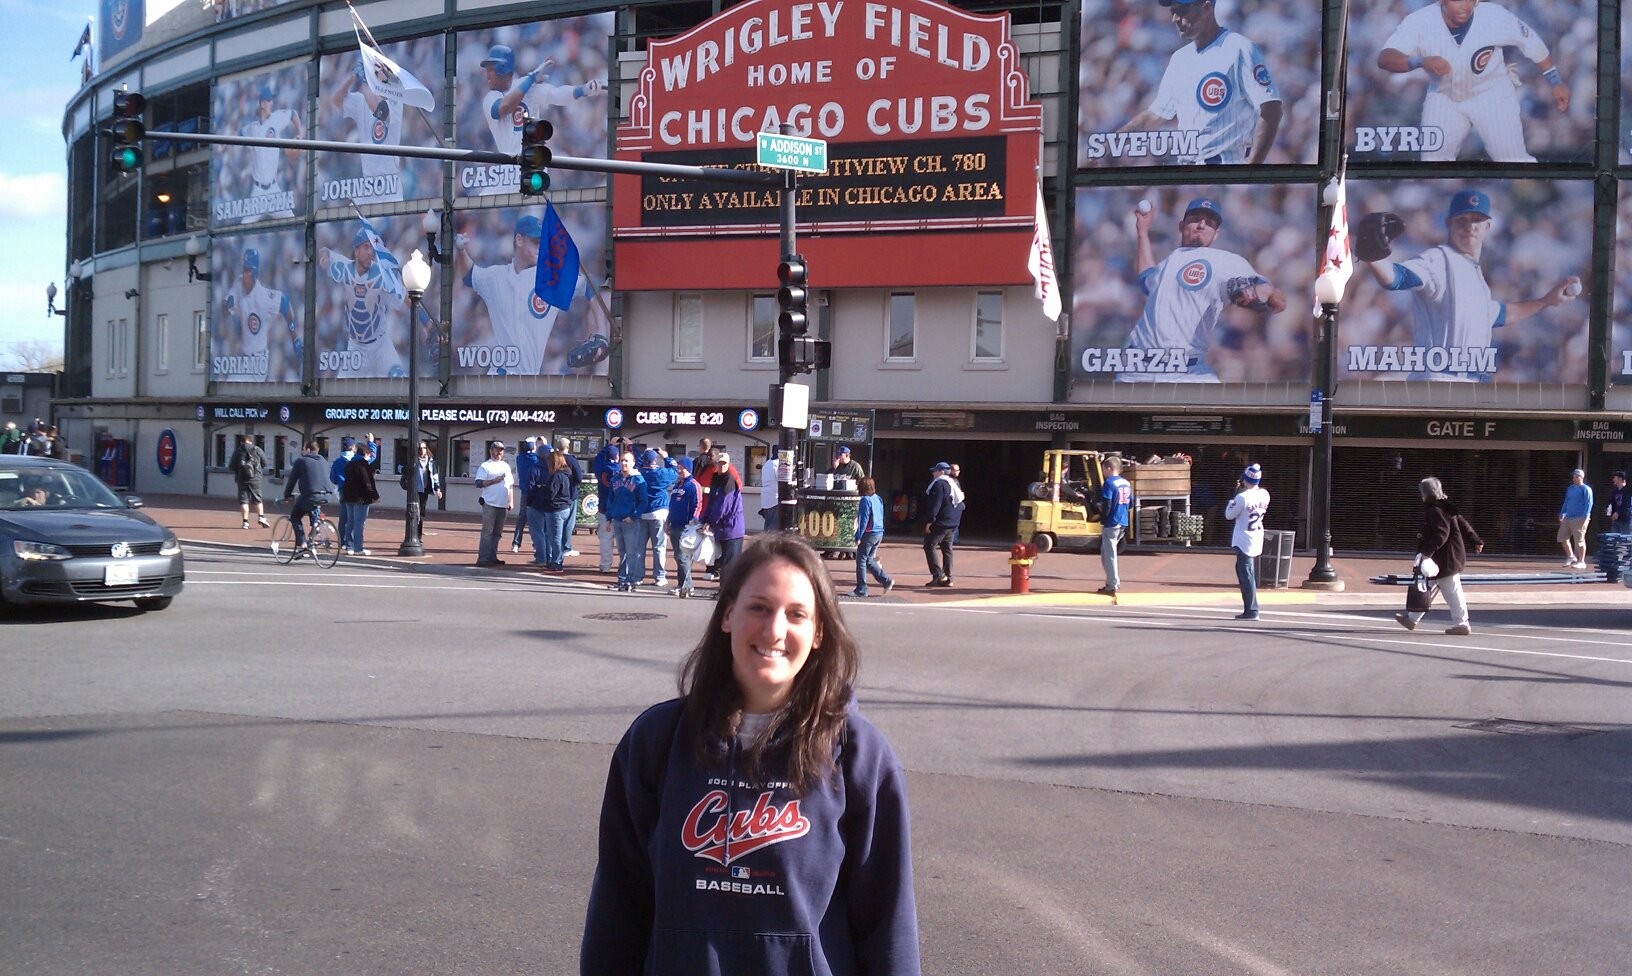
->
[679,521,716,567]
[1419,556,1439,578]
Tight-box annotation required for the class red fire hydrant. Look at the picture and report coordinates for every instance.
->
[1009,541,1038,594]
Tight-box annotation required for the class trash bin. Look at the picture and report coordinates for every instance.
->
[1257,529,1295,589]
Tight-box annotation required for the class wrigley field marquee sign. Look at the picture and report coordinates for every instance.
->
[614,0,1043,289]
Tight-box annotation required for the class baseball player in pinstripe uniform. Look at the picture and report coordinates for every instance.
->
[1356,189,1580,380]
[1377,0,1569,162]
[1116,0,1283,164]
[220,248,300,381]
[328,58,406,204]
[454,214,561,375]
[319,227,407,378]
[237,85,302,223]
[1112,197,1286,382]
[476,45,604,197]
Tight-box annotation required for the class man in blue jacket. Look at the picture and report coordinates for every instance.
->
[604,449,647,592]
[511,437,539,554]
[593,437,628,574]
[639,449,677,588]
[329,437,357,549]
[666,456,702,597]
[1559,467,1593,570]
[281,441,333,552]
[922,461,964,587]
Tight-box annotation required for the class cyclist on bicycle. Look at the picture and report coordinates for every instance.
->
[282,441,334,554]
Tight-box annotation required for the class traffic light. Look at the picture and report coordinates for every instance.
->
[109,89,146,175]
[519,118,553,196]
[776,256,809,335]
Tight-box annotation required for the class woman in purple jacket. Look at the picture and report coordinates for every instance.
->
[702,452,747,579]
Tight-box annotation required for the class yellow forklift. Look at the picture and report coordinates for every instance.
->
[1016,449,1197,553]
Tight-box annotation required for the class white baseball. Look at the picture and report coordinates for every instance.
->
[1136,199,1153,214]
[1562,280,1582,299]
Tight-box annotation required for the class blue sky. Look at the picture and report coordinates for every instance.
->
[0,0,87,368]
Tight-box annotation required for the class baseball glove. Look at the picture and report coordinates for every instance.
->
[1225,275,1271,309]
[1354,212,1405,262]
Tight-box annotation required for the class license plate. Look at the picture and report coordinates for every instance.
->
[104,563,140,586]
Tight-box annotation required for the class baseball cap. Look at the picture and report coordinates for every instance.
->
[1183,198,1224,225]
[1571,468,1585,478]
[522,436,536,448]
[716,452,732,467]
[513,214,543,240]
[641,449,659,466]
[341,436,356,449]
[491,440,507,451]
[258,85,275,102]
[242,248,260,272]
[931,461,952,472]
[1447,189,1492,220]
[480,44,515,74]
[352,227,375,249]
[837,445,851,455]
[1242,463,1262,484]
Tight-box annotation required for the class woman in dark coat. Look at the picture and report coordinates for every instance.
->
[1396,476,1483,635]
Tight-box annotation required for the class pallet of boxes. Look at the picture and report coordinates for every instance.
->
[1124,454,1203,545]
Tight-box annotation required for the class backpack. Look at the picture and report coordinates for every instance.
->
[237,446,262,480]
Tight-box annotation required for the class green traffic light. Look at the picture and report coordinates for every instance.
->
[110,146,142,173]
[520,170,550,196]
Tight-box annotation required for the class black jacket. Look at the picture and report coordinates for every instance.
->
[1417,498,1482,580]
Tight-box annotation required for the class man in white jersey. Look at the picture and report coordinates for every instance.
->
[1358,189,1579,380]
[475,44,604,196]
[328,58,405,204]
[455,213,561,375]
[1377,0,1569,162]
[1115,0,1282,164]
[318,226,407,378]
[1109,197,1286,382]
[219,248,300,381]
[237,84,303,223]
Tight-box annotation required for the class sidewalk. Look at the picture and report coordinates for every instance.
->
[146,493,1631,608]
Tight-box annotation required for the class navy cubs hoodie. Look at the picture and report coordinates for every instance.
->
[581,697,920,976]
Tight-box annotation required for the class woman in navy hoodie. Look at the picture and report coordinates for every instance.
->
[581,534,921,976]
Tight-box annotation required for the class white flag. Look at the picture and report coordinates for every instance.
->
[1027,184,1062,322]
[353,23,435,111]
[1313,171,1352,314]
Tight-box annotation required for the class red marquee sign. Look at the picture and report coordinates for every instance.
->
[614,0,1042,290]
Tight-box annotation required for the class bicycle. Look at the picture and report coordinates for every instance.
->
[270,498,341,568]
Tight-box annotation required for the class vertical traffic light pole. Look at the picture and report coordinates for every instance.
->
[776,166,800,532]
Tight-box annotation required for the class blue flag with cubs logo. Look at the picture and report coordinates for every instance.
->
[534,201,581,311]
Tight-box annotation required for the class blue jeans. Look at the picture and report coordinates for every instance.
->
[1234,546,1258,616]
[528,507,566,567]
[855,531,892,594]
[561,500,578,554]
[1100,523,1124,591]
[643,517,668,584]
[341,502,369,551]
[290,496,320,546]
[669,525,694,592]
[615,518,645,585]
[716,535,744,578]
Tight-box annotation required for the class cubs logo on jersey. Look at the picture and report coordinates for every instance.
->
[1470,47,1496,74]
[1252,63,1272,88]
[681,789,810,865]
[247,312,263,336]
[371,118,388,143]
[1196,72,1230,112]
[510,105,527,131]
[1178,259,1212,290]
[529,292,550,318]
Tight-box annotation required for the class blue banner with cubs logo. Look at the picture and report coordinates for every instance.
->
[1069,183,1315,388]
[1075,0,1318,168]
[99,0,143,64]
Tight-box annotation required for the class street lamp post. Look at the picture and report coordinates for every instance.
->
[1304,270,1345,589]
[399,249,432,557]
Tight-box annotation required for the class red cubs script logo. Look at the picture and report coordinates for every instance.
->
[1178,260,1211,288]
[682,790,810,865]
[1196,72,1230,111]
[1470,47,1496,74]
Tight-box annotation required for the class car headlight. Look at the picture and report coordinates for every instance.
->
[160,533,181,556]
[14,540,71,561]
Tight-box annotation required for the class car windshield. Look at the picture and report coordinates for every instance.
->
[0,468,125,511]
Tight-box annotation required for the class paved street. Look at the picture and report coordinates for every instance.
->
[2,546,1628,974]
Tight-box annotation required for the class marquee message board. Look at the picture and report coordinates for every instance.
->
[613,0,1043,289]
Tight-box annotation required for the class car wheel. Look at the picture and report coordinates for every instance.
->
[134,596,173,611]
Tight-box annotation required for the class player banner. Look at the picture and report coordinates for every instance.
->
[453,15,613,199]
[315,35,445,208]
[1076,0,1320,169]
[1345,0,1594,164]
[1070,184,1315,384]
[210,61,309,228]
[449,204,611,377]
[1609,184,1632,387]
[313,215,438,380]
[1620,4,1632,164]
[1340,178,1590,383]
[208,228,306,384]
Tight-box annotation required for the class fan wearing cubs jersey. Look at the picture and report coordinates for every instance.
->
[220,248,299,382]
[1377,0,1569,162]
[236,85,303,223]
[319,227,407,378]
[328,58,405,204]
[1116,0,1283,165]
[1116,198,1286,382]
[1358,189,1580,381]
[454,214,561,376]
[476,44,605,197]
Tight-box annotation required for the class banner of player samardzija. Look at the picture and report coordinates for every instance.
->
[1340,179,1590,383]
[449,204,611,377]
[453,15,613,199]
[1076,0,1320,168]
[1345,0,1595,163]
[209,228,306,384]
[211,61,308,227]
[313,215,439,381]
[315,36,444,208]
[1607,184,1632,386]
[1070,184,1314,384]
